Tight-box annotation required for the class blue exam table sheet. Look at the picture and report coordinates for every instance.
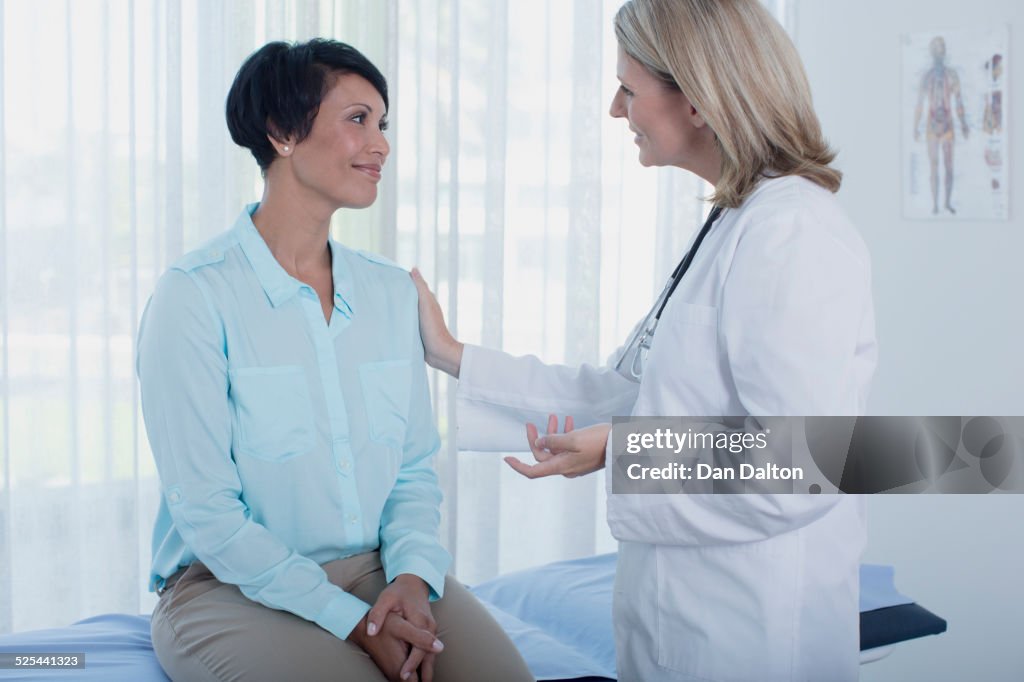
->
[0,553,946,681]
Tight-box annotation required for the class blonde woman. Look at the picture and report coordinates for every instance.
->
[412,1,876,680]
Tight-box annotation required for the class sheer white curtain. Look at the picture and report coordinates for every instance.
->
[0,0,788,632]
[400,0,706,584]
[408,0,792,582]
[0,0,396,634]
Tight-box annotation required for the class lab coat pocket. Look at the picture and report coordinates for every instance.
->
[665,300,718,328]
[649,301,720,370]
[229,365,316,461]
[654,538,798,680]
[359,360,411,449]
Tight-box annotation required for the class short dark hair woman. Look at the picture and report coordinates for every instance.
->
[138,39,533,682]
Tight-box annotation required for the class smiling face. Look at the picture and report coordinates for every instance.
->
[283,72,389,210]
[608,44,709,171]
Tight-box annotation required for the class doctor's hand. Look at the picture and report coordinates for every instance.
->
[410,268,463,378]
[505,415,611,479]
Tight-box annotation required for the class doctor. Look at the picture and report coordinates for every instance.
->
[413,0,876,680]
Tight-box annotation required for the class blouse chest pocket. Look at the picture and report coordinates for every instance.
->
[229,365,316,461]
[358,360,411,449]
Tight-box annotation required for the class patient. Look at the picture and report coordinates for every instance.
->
[136,38,532,682]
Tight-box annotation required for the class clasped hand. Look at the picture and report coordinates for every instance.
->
[504,414,611,480]
[350,575,443,682]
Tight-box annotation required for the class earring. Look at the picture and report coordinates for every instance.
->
[283,146,290,152]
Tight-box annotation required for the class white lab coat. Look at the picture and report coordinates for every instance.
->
[456,176,877,681]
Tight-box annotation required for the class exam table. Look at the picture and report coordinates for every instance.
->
[0,553,946,681]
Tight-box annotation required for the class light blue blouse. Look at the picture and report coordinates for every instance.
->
[137,204,450,640]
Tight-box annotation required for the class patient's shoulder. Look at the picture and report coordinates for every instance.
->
[170,235,233,273]
[352,248,404,272]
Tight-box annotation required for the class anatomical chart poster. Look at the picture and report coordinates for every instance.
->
[902,27,1009,220]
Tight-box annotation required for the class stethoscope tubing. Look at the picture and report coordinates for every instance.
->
[614,205,725,380]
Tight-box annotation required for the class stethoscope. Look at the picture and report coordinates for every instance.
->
[614,205,724,380]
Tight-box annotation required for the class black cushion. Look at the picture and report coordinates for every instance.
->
[860,603,948,651]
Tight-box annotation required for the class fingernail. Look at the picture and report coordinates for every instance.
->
[402,673,410,680]
[367,622,377,636]
[432,639,445,652]
[535,438,544,448]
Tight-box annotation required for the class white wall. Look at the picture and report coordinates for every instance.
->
[793,1,1024,680]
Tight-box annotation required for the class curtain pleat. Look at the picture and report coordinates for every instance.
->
[442,0,462,569]
[128,0,146,618]
[0,0,11,637]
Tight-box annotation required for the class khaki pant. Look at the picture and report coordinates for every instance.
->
[150,552,534,682]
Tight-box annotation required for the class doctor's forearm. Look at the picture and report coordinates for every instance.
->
[427,340,463,378]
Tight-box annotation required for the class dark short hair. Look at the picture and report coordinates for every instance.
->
[226,39,389,171]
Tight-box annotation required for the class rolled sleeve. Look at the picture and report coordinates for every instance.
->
[314,592,373,640]
[383,554,448,603]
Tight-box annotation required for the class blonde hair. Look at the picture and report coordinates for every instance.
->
[614,0,841,208]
